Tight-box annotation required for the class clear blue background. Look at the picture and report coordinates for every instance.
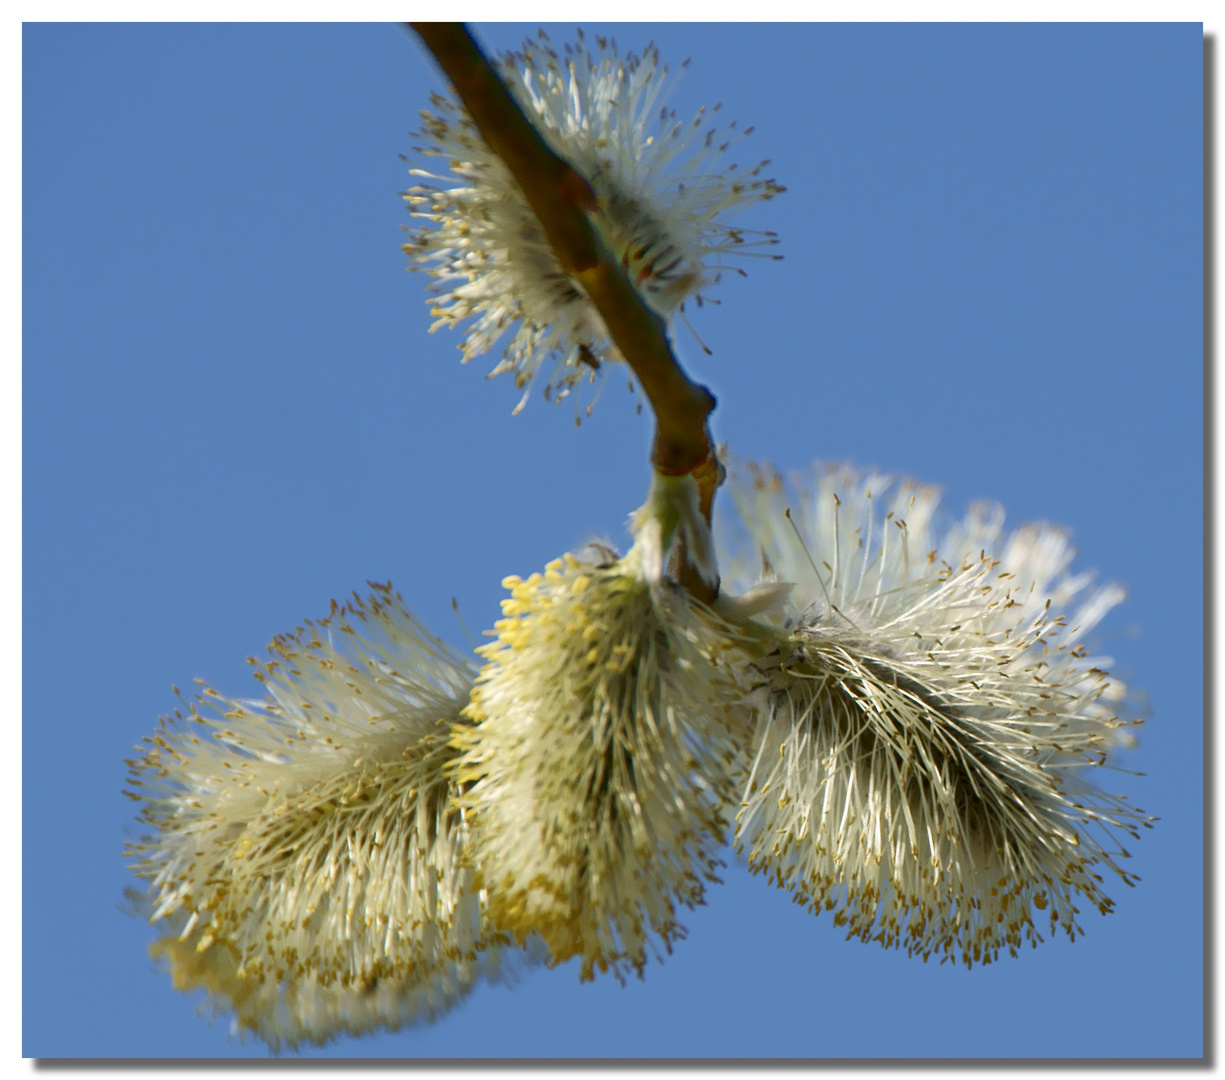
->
[23,22,1202,1058]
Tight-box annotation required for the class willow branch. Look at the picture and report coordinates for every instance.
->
[408,23,719,505]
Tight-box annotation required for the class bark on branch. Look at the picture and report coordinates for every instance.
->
[409,24,721,600]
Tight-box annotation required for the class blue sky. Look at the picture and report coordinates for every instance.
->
[23,22,1202,1058]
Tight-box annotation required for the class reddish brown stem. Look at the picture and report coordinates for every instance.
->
[408,24,721,512]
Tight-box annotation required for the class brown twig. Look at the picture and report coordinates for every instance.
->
[408,23,721,601]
